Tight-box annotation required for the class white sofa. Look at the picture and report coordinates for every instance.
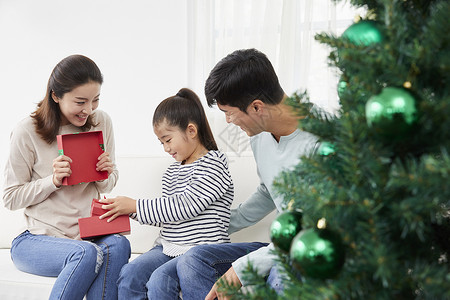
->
[0,155,275,300]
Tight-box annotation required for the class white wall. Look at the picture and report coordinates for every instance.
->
[0,0,189,162]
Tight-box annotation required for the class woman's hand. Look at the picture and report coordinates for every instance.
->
[52,155,72,188]
[96,152,114,175]
[99,196,137,222]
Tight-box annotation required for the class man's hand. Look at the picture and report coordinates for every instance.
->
[205,267,242,300]
[99,196,136,222]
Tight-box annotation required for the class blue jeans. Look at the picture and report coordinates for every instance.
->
[175,242,269,300]
[118,245,182,300]
[11,231,131,300]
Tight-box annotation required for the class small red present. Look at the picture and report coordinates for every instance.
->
[79,199,130,240]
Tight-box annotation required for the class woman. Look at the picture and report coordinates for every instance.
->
[3,54,130,300]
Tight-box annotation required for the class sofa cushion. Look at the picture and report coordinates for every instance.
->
[0,249,142,300]
[0,248,55,300]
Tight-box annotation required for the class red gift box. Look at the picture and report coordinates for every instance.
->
[79,199,131,240]
[91,199,109,216]
[57,131,108,186]
[79,215,131,240]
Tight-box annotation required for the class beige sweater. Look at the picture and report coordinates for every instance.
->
[3,110,118,240]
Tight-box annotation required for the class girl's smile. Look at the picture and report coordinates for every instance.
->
[154,120,207,165]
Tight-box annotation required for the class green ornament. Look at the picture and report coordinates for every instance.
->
[338,80,348,98]
[290,226,345,279]
[342,20,383,46]
[365,87,417,138]
[318,141,335,156]
[270,210,303,253]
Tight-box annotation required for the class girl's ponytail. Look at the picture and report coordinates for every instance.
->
[153,88,218,151]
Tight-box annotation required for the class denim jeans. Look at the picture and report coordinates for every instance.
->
[118,245,182,300]
[11,231,131,300]
[174,242,268,300]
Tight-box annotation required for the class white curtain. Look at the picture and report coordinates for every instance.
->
[186,0,364,155]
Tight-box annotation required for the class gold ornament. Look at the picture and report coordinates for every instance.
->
[317,218,327,229]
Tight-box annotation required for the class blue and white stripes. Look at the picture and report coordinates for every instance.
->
[132,150,233,254]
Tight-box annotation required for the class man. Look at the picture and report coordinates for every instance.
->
[157,48,318,300]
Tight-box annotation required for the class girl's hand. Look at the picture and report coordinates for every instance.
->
[96,152,114,175]
[99,196,136,222]
[52,155,72,188]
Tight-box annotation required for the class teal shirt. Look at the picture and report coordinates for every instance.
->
[230,129,318,284]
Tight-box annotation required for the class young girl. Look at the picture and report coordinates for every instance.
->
[3,55,131,300]
[99,88,234,300]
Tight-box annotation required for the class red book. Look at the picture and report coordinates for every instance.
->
[57,131,108,185]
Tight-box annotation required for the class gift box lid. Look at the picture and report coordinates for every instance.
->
[57,131,108,185]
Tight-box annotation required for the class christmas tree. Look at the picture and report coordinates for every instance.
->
[222,0,450,299]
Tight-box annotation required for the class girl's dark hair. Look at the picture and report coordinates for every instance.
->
[31,54,103,144]
[205,48,285,112]
[153,88,218,151]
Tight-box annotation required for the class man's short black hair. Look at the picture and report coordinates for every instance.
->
[205,48,285,112]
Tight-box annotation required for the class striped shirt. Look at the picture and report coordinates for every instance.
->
[132,150,234,257]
